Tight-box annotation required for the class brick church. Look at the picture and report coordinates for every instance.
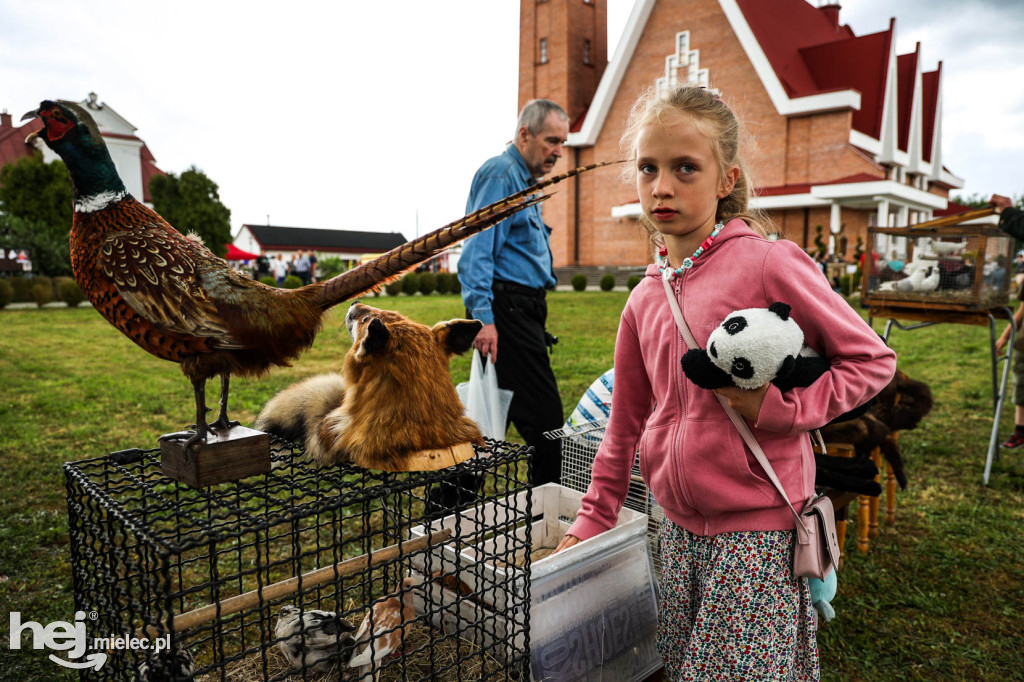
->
[522,0,962,268]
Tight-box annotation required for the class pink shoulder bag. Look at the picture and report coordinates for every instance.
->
[661,273,839,580]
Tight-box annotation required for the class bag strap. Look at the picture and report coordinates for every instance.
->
[661,272,808,533]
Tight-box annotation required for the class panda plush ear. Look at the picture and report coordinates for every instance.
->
[768,302,792,320]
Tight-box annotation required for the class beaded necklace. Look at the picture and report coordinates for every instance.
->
[656,222,724,280]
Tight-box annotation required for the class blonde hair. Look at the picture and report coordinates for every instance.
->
[621,86,773,251]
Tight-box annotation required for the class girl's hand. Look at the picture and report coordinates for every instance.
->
[553,534,580,554]
[714,382,770,421]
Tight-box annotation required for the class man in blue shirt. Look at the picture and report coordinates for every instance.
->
[458,99,570,487]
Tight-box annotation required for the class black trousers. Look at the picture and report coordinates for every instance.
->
[425,284,564,520]
[489,286,564,485]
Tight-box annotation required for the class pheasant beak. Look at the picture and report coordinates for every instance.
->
[21,108,40,145]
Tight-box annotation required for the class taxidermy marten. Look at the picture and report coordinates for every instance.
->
[818,369,933,490]
[254,302,485,470]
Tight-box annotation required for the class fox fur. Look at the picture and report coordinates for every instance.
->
[254,301,485,470]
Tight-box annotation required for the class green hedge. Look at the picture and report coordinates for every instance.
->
[58,280,86,307]
[401,273,420,296]
[571,273,587,291]
[418,272,437,296]
[32,282,52,307]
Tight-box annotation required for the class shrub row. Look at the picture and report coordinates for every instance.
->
[570,273,643,291]
[383,272,462,296]
[0,275,87,308]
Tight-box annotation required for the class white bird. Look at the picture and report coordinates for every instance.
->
[919,266,941,292]
[134,639,195,682]
[348,577,420,681]
[895,266,925,292]
[275,605,357,673]
[917,237,966,259]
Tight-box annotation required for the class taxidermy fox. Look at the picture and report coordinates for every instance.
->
[254,302,485,470]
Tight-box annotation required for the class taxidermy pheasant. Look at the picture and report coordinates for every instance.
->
[23,99,611,450]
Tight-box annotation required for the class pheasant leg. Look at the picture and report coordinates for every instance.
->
[210,374,240,432]
[159,378,210,450]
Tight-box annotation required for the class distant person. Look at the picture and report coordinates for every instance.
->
[991,194,1024,239]
[270,254,288,286]
[457,98,570,487]
[292,249,311,285]
[308,251,318,283]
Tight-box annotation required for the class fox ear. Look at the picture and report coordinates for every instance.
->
[362,318,390,355]
[438,319,483,355]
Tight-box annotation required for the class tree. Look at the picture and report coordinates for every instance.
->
[149,166,232,258]
[0,155,74,276]
[950,193,990,209]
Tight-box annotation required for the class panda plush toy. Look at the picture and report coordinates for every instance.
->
[681,302,831,392]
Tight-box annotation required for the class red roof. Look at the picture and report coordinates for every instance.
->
[933,201,973,217]
[800,27,892,139]
[735,0,854,97]
[920,65,941,162]
[896,47,919,152]
[756,172,885,197]
[737,0,896,140]
[0,114,41,171]
[736,0,949,155]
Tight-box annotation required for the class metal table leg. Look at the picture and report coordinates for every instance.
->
[879,309,1015,485]
[984,307,1015,485]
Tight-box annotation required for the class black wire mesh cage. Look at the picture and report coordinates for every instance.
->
[547,419,665,578]
[63,437,532,681]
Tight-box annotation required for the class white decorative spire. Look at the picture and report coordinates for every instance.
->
[656,31,718,96]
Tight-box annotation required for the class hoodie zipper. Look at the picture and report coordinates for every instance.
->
[669,274,699,524]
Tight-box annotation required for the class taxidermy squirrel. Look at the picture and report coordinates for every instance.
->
[254,302,485,470]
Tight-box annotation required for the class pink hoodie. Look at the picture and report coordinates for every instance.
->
[568,219,897,540]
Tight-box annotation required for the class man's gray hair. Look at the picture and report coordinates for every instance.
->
[516,99,569,136]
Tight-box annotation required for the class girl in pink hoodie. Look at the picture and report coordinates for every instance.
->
[555,87,896,679]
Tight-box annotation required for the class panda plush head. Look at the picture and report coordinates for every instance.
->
[683,302,805,390]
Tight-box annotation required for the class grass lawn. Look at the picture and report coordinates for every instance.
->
[1,291,1022,680]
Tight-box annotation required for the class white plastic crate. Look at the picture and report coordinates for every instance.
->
[408,483,660,681]
[549,419,666,577]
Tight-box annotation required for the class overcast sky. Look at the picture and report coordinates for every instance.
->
[2,0,1022,241]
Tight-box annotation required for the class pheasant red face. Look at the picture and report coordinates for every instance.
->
[40,107,76,142]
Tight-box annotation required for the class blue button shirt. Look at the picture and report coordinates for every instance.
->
[458,144,557,324]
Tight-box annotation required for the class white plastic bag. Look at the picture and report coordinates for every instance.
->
[456,351,513,440]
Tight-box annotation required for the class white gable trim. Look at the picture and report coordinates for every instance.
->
[810,178,946,210]
[877,26,901,163]
[717,0,861,116]
[850,130,881,155]
[905,55,925,172]
[927,64,951,186]
[751,193,830,210]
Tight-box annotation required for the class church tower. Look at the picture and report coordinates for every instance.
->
[519,0,608,267]
[518,0,608,125]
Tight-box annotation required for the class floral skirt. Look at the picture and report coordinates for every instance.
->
[656,520,820,681]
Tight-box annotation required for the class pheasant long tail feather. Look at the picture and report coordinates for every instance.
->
[308,160,621,308]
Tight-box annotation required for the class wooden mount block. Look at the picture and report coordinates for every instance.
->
[161,425,271,488]
[375,442,477,472]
